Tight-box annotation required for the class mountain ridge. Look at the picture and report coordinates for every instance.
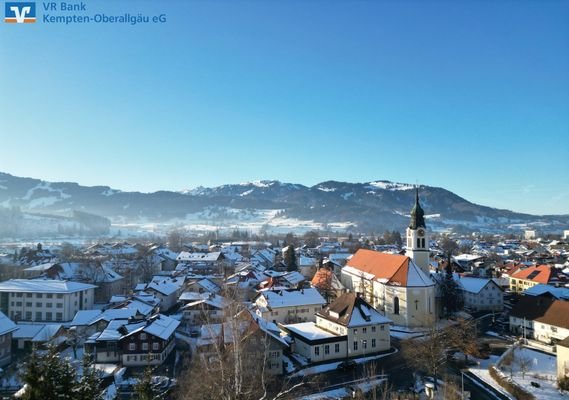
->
[0,171,567,235]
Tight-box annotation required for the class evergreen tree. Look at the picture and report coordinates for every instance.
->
[75,355,102,400]
[135,366,163,400]
[440,253,463,317]
[283,245,297,272]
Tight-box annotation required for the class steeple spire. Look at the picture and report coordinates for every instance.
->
[409,186,426,229]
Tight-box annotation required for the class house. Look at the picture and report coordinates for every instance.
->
[341,250,435,328]
[0,311,17,367]
[509,296,569,344]
[557,337,569,380]
[85,314,180,367]
[509,265,554,293]
[185,278,221,295]
[12,323,65,350]
[120,314,180,366]
[181,293,229,326]
[281,293,391,364]
[141,276,184,311]
[311,266,345,302]
[253,288,327,324]
[454,275,503,312]
[176,252,225,273]
[522,284,569,301]
[23,262,124,303]
[0,279,96,322]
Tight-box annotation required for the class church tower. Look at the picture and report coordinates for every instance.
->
[406,188,430,275]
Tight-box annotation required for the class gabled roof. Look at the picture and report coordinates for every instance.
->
[0,311,17,335]
[511,265,552,284]
[311,268,344,291]
[510,296,569,329]
[317,293,391,327]
[345,249,433,287]
[256,288,326,309]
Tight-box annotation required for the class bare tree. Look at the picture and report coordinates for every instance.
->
[516,353,532,379]
[402,327,448,391]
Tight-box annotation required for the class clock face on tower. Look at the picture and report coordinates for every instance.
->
[417,229,425,236]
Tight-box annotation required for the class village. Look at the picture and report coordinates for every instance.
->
[0,192,567,399]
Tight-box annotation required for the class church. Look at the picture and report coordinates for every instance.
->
[340,189,436,328]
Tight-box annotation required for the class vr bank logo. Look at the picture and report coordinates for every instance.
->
[5,2,36,23]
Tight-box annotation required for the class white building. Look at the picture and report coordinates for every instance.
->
[0,279,96,322]
[509,296,569,344]
[253,288,327,324]
[282,293,391,363]
[454,275,504,312]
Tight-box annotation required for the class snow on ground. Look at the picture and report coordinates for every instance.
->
[467,355,515,400]
[504,347,567,400]
[302,377,387,399]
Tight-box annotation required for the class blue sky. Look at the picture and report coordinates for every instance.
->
[1,0,568,215]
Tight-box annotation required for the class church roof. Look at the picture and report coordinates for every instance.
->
[409,188,426,229]
[344,249,433,287]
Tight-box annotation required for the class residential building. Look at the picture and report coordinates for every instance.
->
[509,296,569,344]
[454,275,503,312]
[557,337,569,380]
[282,293,391,363]
[509,265,554,293]
[0,311,17,367]
[0,279,96,322]
[253,288,327,324]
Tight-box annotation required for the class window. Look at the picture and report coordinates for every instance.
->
[16,293,22,298]
[46,303,53,308]
[36,302,41,307]
[140,333,147,340]
[152,342,160,350]
[46,312,52,320]
[417,238,420,248]
[324,345,330,355]
[16,301,22,307]
[421,238,425,248]
[142,343,149,351]
[335,344,340,353]
[57,294,63,299]
[393,297,400,315]
[380,325,384,331]
[37,293,43,298]
[26,302,32,307]
[353,328,358,335]
[25,311,32,320]
[36,312,42,321]
[372,339,376,348]
[26,293,32,298]
[371,326,376,333]
[362,340,367,349]
[46,294,53,299]
[353,341,358,351]
[56,303,63,308]
[56,313,62,321]
[362,327,367,334]
[129,343,136,351]
[315,346,320,356]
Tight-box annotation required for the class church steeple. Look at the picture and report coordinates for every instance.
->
[406,187,429,275]
[409,187,426,229]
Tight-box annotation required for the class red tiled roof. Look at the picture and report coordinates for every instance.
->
[511,264,552,284]
[346,249,410,286]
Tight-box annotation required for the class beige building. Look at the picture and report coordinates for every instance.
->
[0,279,96,322]
[557,337,569,379]
[282,293,391,363]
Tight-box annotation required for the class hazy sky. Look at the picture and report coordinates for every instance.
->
[1,0,568,215]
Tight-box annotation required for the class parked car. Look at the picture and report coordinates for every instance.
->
[337,360,357,371]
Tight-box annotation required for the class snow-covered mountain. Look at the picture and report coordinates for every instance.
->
[0,172,567,236]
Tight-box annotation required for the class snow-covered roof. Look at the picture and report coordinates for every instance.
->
[0,311,17,335]
[141,315,180,340]
[523,284,569,301]
[0,279,96,293]
[256,288,326,309]
[453,274,500,294]
[176,251,222,262]
[13,323,62,341]
[145,280,178,296]
[283,322,339,341]
[70,310,103,326]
